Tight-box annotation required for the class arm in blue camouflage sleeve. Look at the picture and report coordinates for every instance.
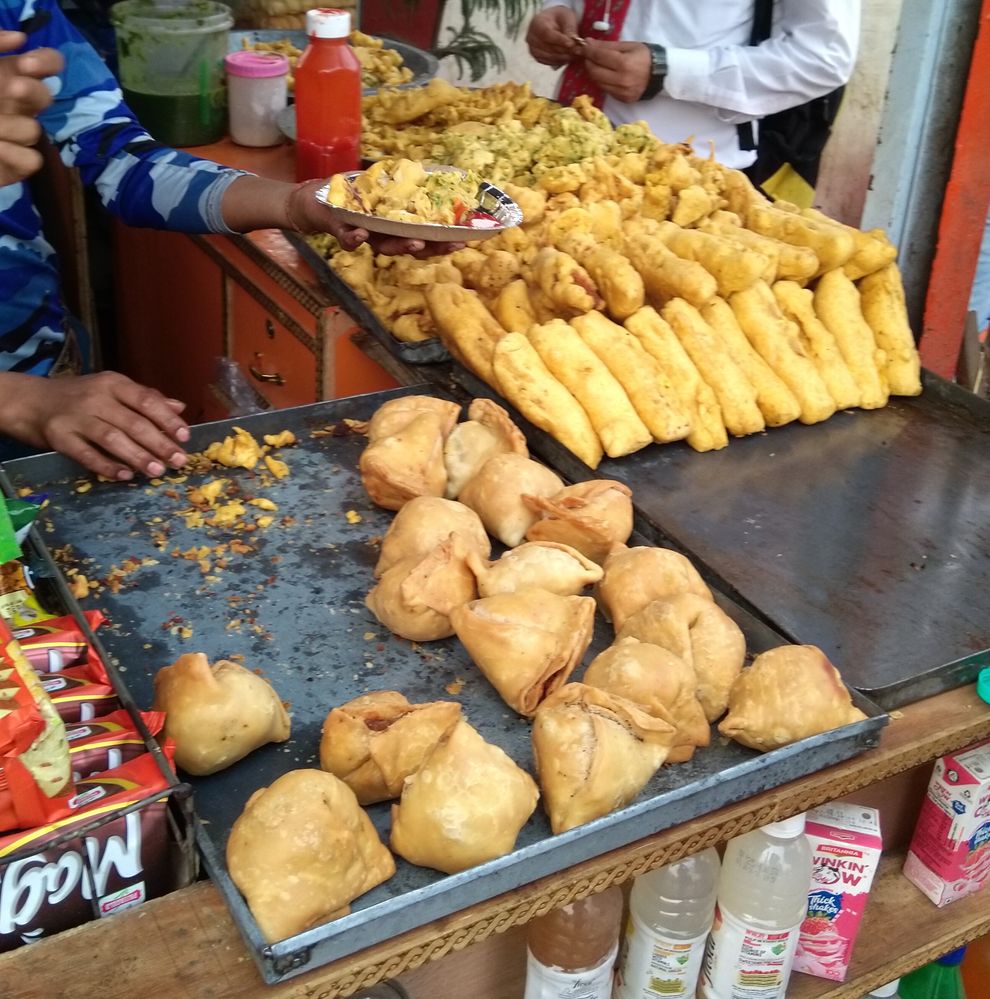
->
[28,0,243,233]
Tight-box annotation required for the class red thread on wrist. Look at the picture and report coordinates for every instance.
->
[284,181,313,233]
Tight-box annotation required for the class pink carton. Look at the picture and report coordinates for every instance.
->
[903,741,990,907]
[793,801,882,982]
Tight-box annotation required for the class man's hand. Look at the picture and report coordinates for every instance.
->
[0,371,191,480]
[0,31,63,187]
[526,5,582,68]
[581,39,653,103]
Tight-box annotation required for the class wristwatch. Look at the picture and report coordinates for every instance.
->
[641,43,668,101]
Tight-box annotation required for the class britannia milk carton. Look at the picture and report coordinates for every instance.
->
[793,801,882,982]
[903,741,990,906]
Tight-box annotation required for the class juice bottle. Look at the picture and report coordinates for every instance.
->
[616,847,720,998]
[524,886,623,999]
[700,813,813,999]
[900,948,968,999]
[294,7,361,182]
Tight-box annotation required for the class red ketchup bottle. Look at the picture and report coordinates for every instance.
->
[294,7,361,182]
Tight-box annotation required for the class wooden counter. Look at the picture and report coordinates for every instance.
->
[5,685,989,999]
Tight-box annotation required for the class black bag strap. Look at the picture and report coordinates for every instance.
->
[737,0,774,151]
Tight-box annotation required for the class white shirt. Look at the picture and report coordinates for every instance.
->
[544,0,860,167]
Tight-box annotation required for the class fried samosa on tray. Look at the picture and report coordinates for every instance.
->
[524,479,634,565]
[596,545,712,632]
[532,682,677,834]
[458,452,563,548]
[616,593,746,723]
[358,410,449,511]
[468,541,603,598]
[450,589,596,716]
[227,770,395,943]
[583,637,710,763]
[718,645,868,751]
[390,719,539,874]
[319,691,461,804]
[443,397,529,499]
[365,533,478,641]
[374,496,491,578]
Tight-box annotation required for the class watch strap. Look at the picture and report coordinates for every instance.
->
[640,43,668,101]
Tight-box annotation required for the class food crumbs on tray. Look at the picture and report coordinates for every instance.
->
[248,497,278,510]
[264,455,289,479]
[257,515,275,529]
[263,430,297,448]
[363,631,377,641]
[445,678,466,695]
[69,574,90,599]
[346,510,363,524]
[74,481,92,494]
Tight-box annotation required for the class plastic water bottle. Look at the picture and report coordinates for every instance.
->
[294,7,361,182]
[616,847,720,998]
[523,886,624,999]
[900,948,968,999]
[700,813,813,999]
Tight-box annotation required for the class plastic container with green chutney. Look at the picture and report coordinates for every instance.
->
[111,0,233,147]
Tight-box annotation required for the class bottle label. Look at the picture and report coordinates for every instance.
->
[523,942,619,999]
[700,905,800,999]
[617,911,709,998]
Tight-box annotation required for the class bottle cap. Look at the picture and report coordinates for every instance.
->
[762,812,807,838]
[868,981,901,997]
[936,946,967,966]
[306,7,351,38]
[224,52,289,78]
[977,667,990,705]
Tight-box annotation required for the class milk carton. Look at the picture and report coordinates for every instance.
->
[903,741,990,907]
[793,801,882,982]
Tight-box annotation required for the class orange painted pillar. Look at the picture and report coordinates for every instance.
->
[919,2,990,377]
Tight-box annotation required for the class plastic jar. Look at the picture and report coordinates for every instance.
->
[111,0,233,147]
[224,51,289,147]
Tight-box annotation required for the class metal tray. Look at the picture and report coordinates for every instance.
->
[448,366,990,710]
[0,387,887,983]
[228,30,439,95]
[283,229,452,365]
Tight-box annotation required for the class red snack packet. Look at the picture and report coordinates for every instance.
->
[64,709,158,745]
[38,652,111,698]
[69,735,150,783]
[49,684,119,723]
[11,610,105,644]
[6,746,174,830]
[15,611,105,673]
[66,710,165,748]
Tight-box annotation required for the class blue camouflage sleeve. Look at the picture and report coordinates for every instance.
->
[19,0,244,233]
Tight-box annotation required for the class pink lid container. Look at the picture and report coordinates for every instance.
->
[224,51,289,78]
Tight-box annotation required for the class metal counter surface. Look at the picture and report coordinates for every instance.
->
[2,387,885,983]
[452,369,990,709]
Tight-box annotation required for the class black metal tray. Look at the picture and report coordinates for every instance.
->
[447,367,990,710]
[0,387,886,983]
[284,230,452,365]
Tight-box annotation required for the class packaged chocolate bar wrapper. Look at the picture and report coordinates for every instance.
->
[49,684,119,724]
[64,709,163,745]
[15,611,106,675]
[6,745,173,830]
[0,765,180,951]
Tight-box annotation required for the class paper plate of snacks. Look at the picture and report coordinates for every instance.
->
[314,159,523,242]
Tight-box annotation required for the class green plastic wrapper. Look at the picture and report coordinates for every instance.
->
[0,500,18,565]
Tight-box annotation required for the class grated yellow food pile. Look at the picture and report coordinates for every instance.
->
[311,84,921,467]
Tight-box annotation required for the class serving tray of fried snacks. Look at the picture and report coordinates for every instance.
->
[1,387,886,984]
[316,160,523,242]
